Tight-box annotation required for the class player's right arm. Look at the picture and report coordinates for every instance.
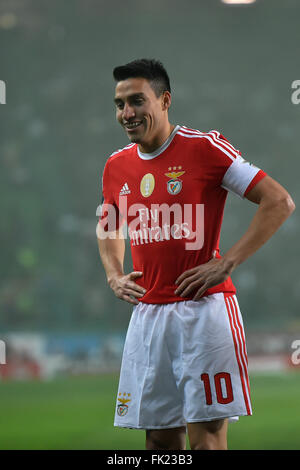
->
[97,224,146,305]
[97,157,146,305]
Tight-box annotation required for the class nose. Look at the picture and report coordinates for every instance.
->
[122,102,135,122]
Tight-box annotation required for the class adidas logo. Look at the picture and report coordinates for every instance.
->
[120,182,131,195]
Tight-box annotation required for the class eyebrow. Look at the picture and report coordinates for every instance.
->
[114,92,146,104]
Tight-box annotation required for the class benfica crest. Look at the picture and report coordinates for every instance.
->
[117,404,128,416]
[167,179,182,195]
[165,167,185,195]
[117,392,131,417]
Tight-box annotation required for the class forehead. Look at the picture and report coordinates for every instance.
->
[114,77,156,99]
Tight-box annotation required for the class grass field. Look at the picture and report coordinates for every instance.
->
[0,371,299,450]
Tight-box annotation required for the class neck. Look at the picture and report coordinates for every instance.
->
[138,122,175,154]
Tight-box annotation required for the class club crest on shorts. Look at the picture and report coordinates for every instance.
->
[117,392,131,416]
[140,173,155,197]
[165,166,185,195]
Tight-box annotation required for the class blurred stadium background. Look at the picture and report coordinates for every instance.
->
[0,0,299,450]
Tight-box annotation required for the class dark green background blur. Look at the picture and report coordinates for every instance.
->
[1,0,299,335]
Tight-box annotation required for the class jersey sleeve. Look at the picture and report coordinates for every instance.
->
[206,130,267,198]
[98,159,122,232]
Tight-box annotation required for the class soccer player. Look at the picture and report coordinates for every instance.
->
[97,59,295,450]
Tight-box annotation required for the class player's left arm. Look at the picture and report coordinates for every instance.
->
[222,174,295,268]
[175,175,295,300]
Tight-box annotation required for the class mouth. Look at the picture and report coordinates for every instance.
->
[124,121,143,132]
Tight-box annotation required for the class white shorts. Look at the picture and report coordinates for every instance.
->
[114,293,252,430]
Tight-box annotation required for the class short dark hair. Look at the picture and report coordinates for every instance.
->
[113,58,171,97]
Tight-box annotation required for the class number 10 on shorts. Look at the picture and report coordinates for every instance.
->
[201,372,234,405]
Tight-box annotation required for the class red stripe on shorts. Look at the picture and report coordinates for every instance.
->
[224,294,252,415]
[229,296,252,403]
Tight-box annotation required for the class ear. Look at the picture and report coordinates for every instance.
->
[161,91,171,111]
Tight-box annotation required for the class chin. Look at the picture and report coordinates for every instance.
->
[127,132,144,144]
[127,135,139,143]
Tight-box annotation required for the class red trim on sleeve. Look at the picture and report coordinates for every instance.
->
[244,170,267,197]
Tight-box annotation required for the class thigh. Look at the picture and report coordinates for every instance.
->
[114,302,185,430]
[187,419,228,450]
[180,294,252,422]
[146,426,186,450]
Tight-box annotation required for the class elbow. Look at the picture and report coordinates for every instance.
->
[261,192,296,219]
[284,194,296,216]
[274,194,296,221]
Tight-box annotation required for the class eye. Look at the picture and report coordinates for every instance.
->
[116,102,124,110]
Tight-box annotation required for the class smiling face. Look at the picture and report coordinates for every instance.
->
[114,77,172,152]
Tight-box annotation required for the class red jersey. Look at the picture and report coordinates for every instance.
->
[99,125,267,304]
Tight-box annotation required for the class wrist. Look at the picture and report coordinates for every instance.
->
[221,256,238,275]
[107,271,123,287]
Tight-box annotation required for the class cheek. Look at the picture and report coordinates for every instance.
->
[151,105,162,121]
[142,106,159,129]
[145,108,156,123]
